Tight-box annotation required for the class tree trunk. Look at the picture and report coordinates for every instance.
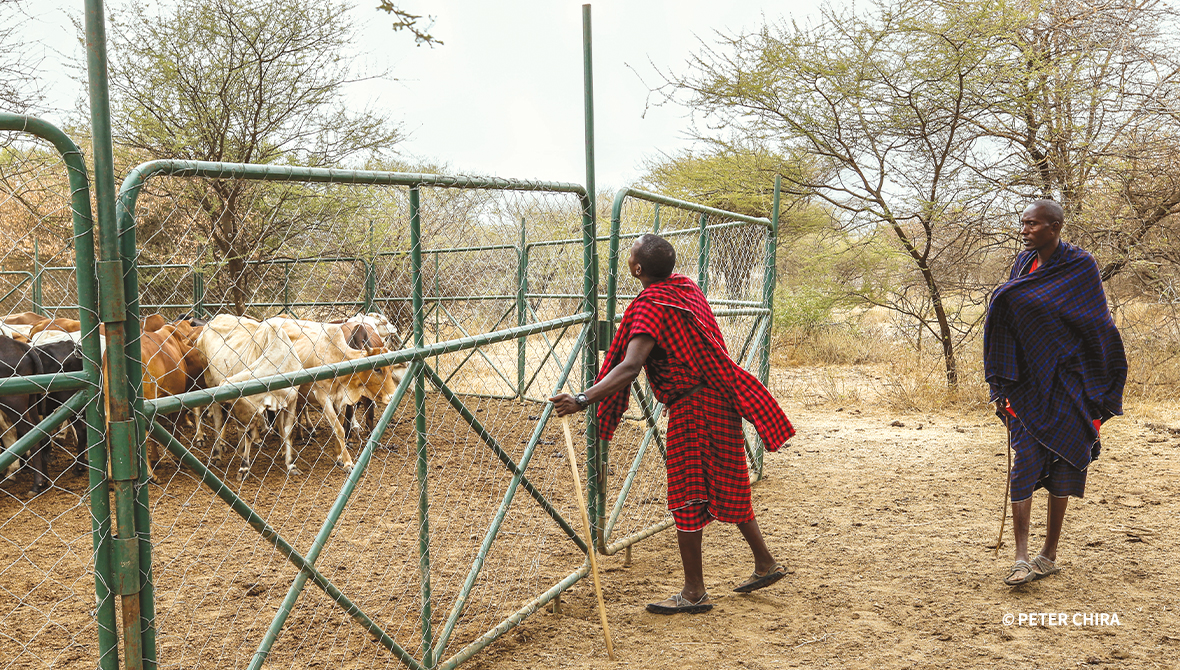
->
[920,265,958,387]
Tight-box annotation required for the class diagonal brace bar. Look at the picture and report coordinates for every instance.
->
[145,420,425,670]
[431,323,589,661]
[420,363,587,553]
[248,362,420,670]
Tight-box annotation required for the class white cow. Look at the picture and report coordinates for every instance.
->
[194,315,301,480]
[265,317,403,470]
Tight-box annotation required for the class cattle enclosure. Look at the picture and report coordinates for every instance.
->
[0,98,779,670]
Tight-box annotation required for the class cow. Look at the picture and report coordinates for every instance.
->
[330,312,401,349]
[2,312,48,326]
[0,335,44,493]
[194,316,301,480]
[0,323,30,342]
[340,321,387,439]
[265,317,402,472]
[27,340,88,486]
[29,318,81,336]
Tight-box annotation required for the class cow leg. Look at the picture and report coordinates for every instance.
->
[315,389,354,473]
[236,410,257,482]
[192,404,206,449]
[0,413,19,481]
[277,406,300,476]
[343,403,356,441]
[20,408,49,495]
[364,397,375,434]
[210,402,230,465]
[71,413,88,476]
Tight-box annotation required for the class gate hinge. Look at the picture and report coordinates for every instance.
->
[96,260,127,323]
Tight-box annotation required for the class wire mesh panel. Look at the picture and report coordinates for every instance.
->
[118,162,600,669]
[598,189,775,554]
[0,118,113,670]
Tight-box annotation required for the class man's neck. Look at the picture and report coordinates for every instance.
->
[639,274,673,290]
[1037,239,1060,267]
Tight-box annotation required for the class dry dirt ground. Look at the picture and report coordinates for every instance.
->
[2,368,1178,669]
[472,387,1180,669]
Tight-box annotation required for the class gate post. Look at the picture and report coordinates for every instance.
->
[754,176,782,481]
[84,0,152,667]
[516,217,527,399]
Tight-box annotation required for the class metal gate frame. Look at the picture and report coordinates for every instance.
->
[0,3,783,668]
[0,113,119,669]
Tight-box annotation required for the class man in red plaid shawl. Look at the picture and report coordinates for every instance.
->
[984,200,1126,586]
[551,234,795,614]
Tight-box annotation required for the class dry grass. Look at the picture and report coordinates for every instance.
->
[771,299,1180,413]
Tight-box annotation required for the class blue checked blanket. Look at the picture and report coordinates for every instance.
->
[983,241,1127,470]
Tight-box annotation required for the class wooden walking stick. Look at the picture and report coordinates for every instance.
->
[561,416,616,661]
[993,416,1012,557]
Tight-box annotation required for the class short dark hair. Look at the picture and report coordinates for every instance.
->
[634,234,676,278]
[1028,199,1065,225]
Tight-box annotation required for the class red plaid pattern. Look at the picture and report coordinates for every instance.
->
[667,385,756,531]
[596,274,794,448]
[595,274,793,531]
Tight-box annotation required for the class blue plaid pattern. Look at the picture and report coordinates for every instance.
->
[984,242,1127,471]
[1008,416,1090,501]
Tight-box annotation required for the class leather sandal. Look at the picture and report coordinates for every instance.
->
[645,592,713,614]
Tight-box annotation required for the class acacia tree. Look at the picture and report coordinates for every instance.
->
[659,1,1018,386]
[973,0,1180,285]
[107,0,401,314]
[0,0,43,114]
[642,145,819,299]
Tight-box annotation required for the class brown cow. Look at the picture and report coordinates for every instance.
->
[97,313,167,338]
[1,312,49,326]
[29,318,81,336]
[103,323,205,481]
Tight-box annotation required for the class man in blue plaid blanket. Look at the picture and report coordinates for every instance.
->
[983,200,1127,586]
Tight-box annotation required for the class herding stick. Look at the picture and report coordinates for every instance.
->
[993,416,1012,558]
[561,417,616,661]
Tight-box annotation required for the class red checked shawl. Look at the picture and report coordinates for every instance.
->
[595,273,794,449]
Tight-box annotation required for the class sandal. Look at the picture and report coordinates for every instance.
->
[1003,560,1036,586]
[734,562,788,593]
[645,592,713,615]
[1031,555,1060,580]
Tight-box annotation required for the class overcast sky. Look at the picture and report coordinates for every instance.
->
[16,1,829,189]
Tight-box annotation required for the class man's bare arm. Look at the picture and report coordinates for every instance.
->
[550,335,655,416]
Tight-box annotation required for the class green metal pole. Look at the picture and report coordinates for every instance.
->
[581,2,605,550]
[516,217,527,399]
[365,217,376,313]
[410,185,434,667]
[193,266,205,319]
[248,363,419,670]
[84,0,145,667]
[32,240,43,316]
[283,262,291,313]
[652,203,661,233]
[697,212,709,294]
[755,176,781,480]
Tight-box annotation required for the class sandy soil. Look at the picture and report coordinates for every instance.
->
[470,397,1180,670]
[2,369,1178,669]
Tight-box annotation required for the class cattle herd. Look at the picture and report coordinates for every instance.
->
[0,310,407,494]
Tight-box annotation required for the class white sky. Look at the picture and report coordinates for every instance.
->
[15,1,829,189]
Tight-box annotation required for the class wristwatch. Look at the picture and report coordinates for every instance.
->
[574,392,590,408]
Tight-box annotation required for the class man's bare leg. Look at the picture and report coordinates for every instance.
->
[676,529,707,601]
[1008,497,1034,581]
[1038,495,1069,562]
[737,517,777,574]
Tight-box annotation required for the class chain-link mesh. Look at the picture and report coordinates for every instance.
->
[122,167,605,667]
[599,193,772,553]
[0,127,111,669]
